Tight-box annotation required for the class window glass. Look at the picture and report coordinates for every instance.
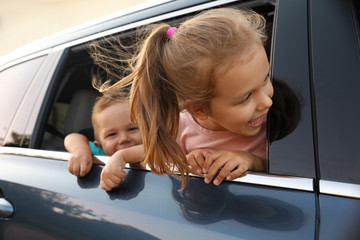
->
[0,56,45,146]
[354,0,360,30]
[312,0,360,184]
[268,0,315,178]
[40,55,96,151]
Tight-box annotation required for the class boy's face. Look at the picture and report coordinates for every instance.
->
[94,102,142,155]
[201,43,273,136]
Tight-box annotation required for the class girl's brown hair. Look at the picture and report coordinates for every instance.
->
[91,8,267,189]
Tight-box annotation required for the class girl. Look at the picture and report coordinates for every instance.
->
[92,8,273,189]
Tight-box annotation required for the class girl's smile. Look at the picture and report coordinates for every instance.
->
[248,114,267,128]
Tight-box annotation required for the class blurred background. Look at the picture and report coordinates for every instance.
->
[0,0,149,57]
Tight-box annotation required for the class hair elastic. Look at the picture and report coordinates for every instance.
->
[166,27,177,39]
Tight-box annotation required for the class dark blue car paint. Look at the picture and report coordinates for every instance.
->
[0,155,315,239]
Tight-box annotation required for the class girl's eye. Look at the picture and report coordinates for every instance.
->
[239,93,251,104]
[264,74,270,85]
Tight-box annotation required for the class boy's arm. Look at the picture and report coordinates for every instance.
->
[100,144,145,191]
[64,133,94,177]
[64,133,89,153]
[118,144,145,166]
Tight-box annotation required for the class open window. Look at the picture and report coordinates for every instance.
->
[38,1,289,176]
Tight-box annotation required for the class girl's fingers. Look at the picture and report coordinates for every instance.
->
[227,169,247,180]
[211,161,239,185]
[186,154,202,174]
[204,151,249,185]
[203,151,222,173]
[186,150,207,174]
[204,154,227,184]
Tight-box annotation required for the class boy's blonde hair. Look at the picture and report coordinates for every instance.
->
[91,8,267,189]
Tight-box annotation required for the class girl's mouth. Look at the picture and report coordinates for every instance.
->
[248,115,267,128]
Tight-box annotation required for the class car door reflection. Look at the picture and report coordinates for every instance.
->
[107,169,146,200]
[77,165,146,200]
[1,182,159,239]
[269,79,302,143]
[170,176,305,231]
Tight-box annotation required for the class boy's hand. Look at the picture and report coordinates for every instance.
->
[100,151,127,191]
[186,149,210,175]
[203,151,264,186]
[68,148,93,177]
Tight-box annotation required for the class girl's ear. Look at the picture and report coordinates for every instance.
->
[184,100,209,120]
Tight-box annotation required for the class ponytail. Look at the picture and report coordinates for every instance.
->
[130,24,190,189]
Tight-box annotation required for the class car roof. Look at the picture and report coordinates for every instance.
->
[0,0,273,69]
[0,0,216,68]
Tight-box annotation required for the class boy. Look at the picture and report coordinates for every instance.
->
[64,90,144,191]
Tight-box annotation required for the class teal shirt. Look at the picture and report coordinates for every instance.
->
[89,141,104,155]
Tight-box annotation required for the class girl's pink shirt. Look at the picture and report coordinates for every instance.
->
[176,111,266,160]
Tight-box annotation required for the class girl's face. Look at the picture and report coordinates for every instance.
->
[94,102,142,155]
[202,43,273,136]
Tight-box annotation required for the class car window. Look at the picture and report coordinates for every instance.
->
[40,1,277,156]
[36,0,314,182]
[312,0,360,184]
[40,51,96,151]
[0,56,45,146]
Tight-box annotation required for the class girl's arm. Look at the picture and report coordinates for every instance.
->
[64,133,94,177]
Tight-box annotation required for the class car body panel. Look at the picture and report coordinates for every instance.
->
[0,152,316,240]
[318,194,360,240]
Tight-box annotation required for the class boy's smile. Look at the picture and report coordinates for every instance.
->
[94,102,142,155]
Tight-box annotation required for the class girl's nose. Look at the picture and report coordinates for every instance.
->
[257,86,273,111]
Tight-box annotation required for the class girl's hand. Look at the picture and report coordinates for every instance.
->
[100,151,127,191]
[203,151,265,186]
[186,149,210,175]
[68,148,93,177]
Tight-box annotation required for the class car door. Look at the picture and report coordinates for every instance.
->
[0,0,321,239]
[310,0,360,239]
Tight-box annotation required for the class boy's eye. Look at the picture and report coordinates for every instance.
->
[106,133,117,138]
[128,127,139,132]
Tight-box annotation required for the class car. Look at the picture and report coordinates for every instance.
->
[0,0,360,239]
